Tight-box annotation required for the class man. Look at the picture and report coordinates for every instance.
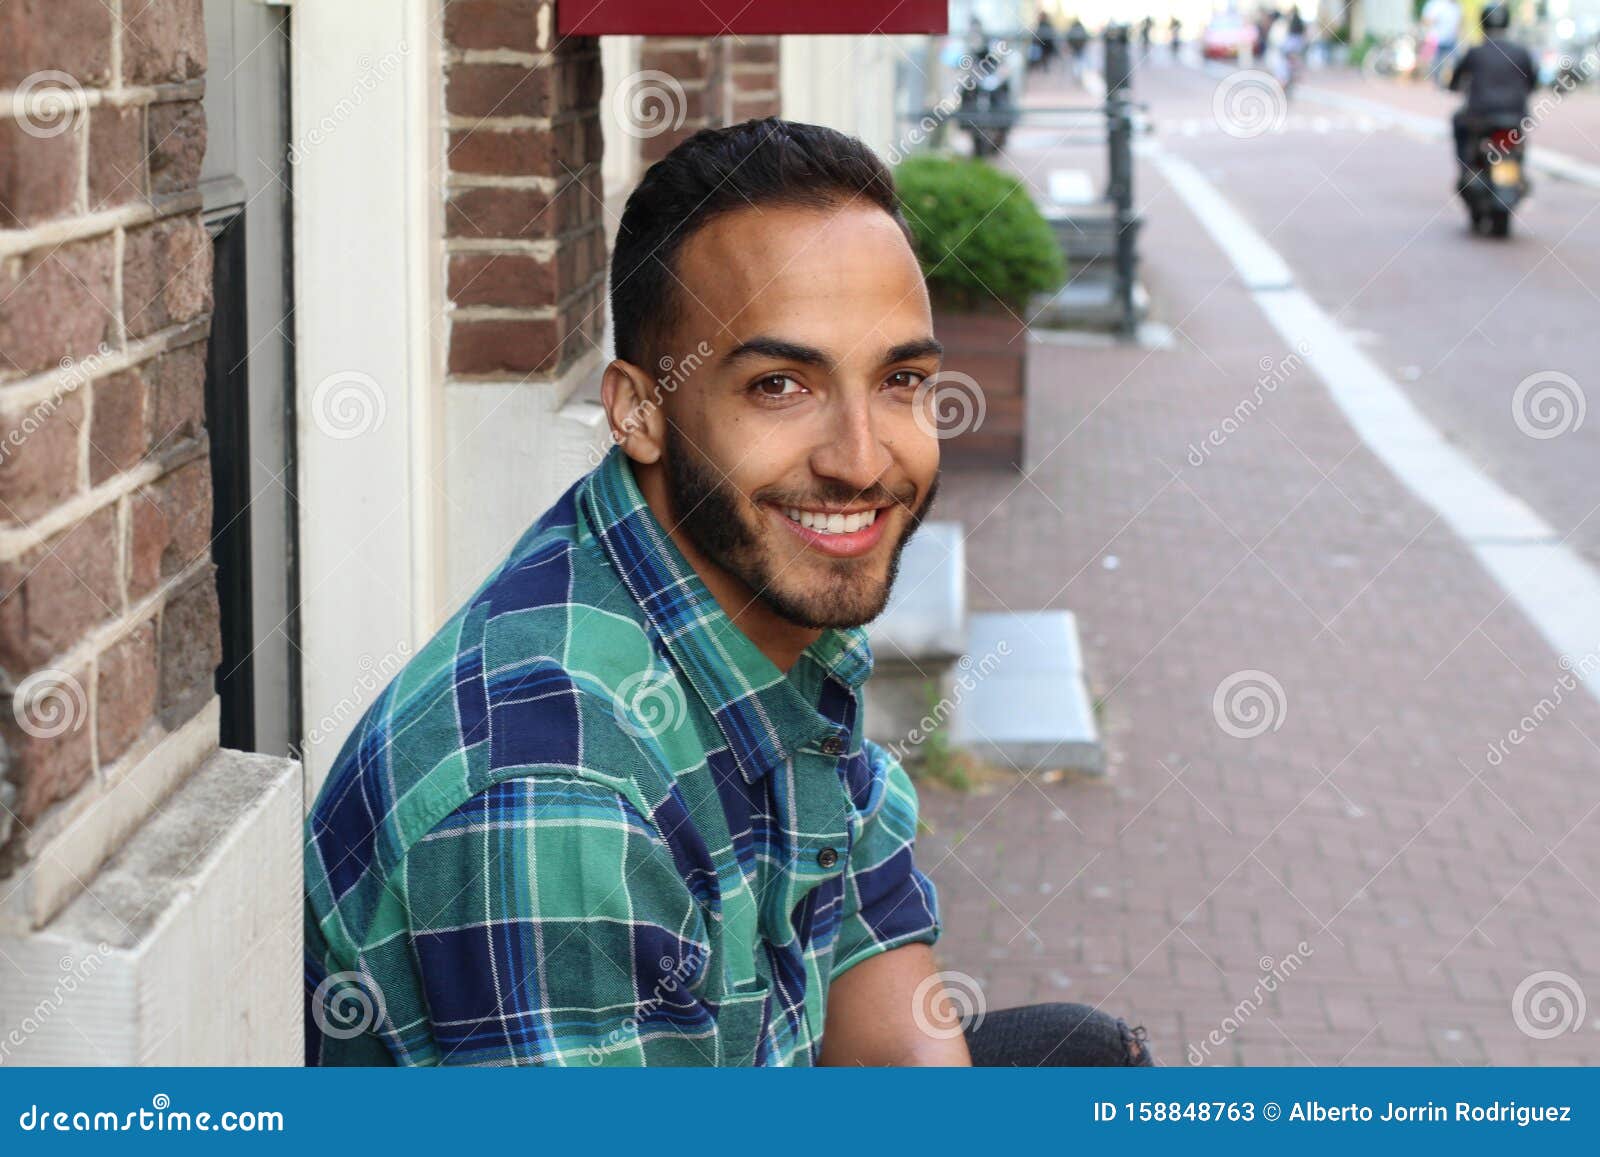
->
[303,118,1152,1068]
[1031,11,1058,73]
[1065,16,1091,80]
[1449,3,1537,170]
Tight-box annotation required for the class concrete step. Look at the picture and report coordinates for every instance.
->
[951,610,1104,775]
[1030,277,1149,332]
[1043,202,1140,263]
[863,523,968,761]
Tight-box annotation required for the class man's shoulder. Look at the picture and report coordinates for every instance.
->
[304,479,677,922]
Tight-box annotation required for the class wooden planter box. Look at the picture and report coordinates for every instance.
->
[931,305,1028,469]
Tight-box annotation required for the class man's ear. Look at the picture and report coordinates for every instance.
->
[601,359,667,465]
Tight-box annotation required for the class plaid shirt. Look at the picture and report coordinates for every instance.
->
[304,446,940,1066]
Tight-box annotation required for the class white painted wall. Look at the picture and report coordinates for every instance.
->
[600,35,645,201]
[781,35,925,159]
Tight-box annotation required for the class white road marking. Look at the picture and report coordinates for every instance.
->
[1295,83,1600,190]
[1149,144,1600,693]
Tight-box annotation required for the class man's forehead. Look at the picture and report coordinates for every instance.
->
[674,202,928,341]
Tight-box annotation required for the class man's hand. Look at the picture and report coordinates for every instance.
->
[816,943,973,1067]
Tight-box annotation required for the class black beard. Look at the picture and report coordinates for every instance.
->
[662,425,939,630]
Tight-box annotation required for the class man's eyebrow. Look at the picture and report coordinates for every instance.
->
[719,335,945,371]
[885,337,944,363]
[721,336,833,371]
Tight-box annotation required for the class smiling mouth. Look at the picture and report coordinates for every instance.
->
[779,506,881,535]
[764,501,893,559]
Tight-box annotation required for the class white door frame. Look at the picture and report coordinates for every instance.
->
[290,0,444,795]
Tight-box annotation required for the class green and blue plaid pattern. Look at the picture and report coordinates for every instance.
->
[304,446,940,1066]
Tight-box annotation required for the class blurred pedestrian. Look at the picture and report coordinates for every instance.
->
[1423,0,1464,86]
[1032,11,1059,73]
[1255,7,1279,66]
[1065,16,1090,80]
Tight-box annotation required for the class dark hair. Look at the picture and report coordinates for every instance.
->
[609,116,914,370]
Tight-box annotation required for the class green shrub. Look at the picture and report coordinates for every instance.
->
[894,154,1066,313]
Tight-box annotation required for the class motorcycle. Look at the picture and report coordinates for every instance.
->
[1457,114,1529,238]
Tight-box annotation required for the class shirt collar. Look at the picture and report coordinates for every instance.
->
[579,446,875,783]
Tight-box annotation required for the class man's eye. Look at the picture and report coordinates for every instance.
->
[886,370,927,391]
[751,375,804,398]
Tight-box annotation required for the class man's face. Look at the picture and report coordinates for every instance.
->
[650,201,943,630]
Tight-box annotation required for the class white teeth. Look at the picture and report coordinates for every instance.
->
[781,506,880,535]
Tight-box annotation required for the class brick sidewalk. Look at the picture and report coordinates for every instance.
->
[912,71,1600,1065]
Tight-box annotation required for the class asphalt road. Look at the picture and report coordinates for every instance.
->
[1149,58,1600,569]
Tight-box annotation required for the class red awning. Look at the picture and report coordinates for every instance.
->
[557,1,947,37]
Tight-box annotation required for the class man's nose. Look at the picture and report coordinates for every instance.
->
[810,395,894,495]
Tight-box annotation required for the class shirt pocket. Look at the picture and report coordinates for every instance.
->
[713,985,771,1067]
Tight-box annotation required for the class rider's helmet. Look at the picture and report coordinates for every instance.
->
[1481,3,1511,32]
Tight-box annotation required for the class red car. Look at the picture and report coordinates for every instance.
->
[1202,13,1260,60]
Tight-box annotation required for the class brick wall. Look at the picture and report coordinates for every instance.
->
[0,1,218,881]
[444,0,607,382]
[727,37,782,125]
[439,4,783,383]
[634,35,781,166]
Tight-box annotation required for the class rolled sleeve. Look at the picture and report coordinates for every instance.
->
[829,740,942,979]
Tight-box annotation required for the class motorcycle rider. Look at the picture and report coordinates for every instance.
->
[1448,2,1537,178]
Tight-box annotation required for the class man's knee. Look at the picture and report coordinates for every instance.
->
[964,1001,1157,1066]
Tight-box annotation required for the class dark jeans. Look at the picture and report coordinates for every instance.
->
[963,1002,1155,1066]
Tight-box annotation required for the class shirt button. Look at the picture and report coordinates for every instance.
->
[820,735,844,756]
[816,847,839,870]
